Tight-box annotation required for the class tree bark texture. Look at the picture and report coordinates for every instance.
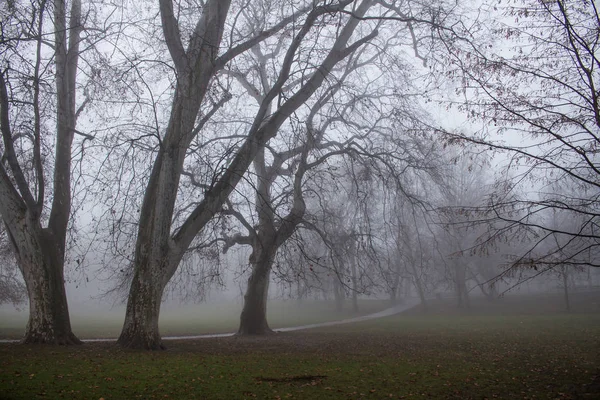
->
[238,243,276,335]
[117,268,166,349]
[118,0,231,350]
[7,218,81,344]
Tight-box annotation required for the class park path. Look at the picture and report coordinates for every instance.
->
[154,299,417,342]
[1,300,418,343]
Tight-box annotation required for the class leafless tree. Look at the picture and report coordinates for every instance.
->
[435,0,600,273]
[301,145,436,312]
[528,206,590,311]
[431,150,497,307]
[107,0,391,349]
[215,1,426,333]
[221,85,354,334]
[0,0,88,344]
[386,194,436,307]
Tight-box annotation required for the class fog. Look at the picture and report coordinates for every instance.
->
[2,261,598,342]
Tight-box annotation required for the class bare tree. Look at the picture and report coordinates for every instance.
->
[222,90,344,334]
[388,196,435,307]
[112,0,388,349]
[532,206,590,311]
[0,0,88,344]
[216,1,398,335]
[436,0,600,273]
[432,150,496,308]
[325,173,375,313]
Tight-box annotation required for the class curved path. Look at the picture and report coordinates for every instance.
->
[161,299,418,341]
[1,300,418,344]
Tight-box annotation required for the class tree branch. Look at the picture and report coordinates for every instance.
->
[158,0,188,74]
[0,71,37,211]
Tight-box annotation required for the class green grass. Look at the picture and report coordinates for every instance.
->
[1,295,599,399]
[0,299,390,339]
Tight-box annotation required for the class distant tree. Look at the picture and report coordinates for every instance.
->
[387,194,437,308]
[533,206,590,311]
[224,48,429,332]
[433,150,496,308]
[306,151,433,312]
[320,168,375,314]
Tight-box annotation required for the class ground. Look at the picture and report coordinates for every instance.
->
[0,292,599,399]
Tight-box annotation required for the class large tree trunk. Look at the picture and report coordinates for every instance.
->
[116,148,183,349]
[117,0,231,350]
[117,266,167,350]
[237,127,308,334]
[116,149,188,349]
[22,259,80,344]
[8,219,80,344]
[238,247,275,335]
[237,145,278,336]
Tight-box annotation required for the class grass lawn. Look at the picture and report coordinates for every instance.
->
[0,293,599,399]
